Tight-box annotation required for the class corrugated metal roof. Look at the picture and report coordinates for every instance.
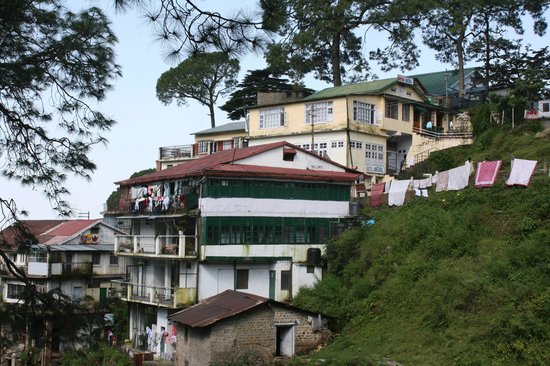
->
[34,244,114,252]
[169,290,270,327]
[409,67,479,96]
[117,142,359,186]
[192,121,246,135]
[0,220,65,248]
[203,164,360,182]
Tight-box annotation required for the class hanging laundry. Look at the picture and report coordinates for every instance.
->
[475,160,502,187]
[447,163,471,191]
[415,188,429,197]
[369,182,386,208]
[435,170,449,192]
[506,158,538,186]
[413,176,432,189]
[388,178,411,206]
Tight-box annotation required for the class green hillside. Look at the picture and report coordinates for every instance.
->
[292,129,550,366]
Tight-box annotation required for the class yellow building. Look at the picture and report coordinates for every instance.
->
[248,76,472,180]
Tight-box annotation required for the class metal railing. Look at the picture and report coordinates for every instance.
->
[159,144,195,160]
[114,234,197,258]
[413,126,474,139]
[110,281,197,308]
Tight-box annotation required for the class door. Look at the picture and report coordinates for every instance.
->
[276,325,295,357]
[269,271,276,300]
[99,288,107,305]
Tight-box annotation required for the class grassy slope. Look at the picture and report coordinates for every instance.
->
[292,129,550,366]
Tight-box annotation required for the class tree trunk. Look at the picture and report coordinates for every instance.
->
[208,103,216,128]
[482,13,490,101]
[332,32,342,87]
[456,38,465,104]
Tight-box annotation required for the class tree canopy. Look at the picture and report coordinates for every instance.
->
[0,1,121,224]
[156,51,240,128]
[261,0,420,86]
[220,68,313,120]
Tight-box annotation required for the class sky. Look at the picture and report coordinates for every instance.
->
[2,1,548,220]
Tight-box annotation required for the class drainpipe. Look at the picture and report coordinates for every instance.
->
[346,96,353,167]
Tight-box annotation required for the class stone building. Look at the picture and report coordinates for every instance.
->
[169,290,330,366]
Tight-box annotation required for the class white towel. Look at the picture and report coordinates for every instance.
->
[447,163,471,191]
[506,158,538,186]
[388,178,411,206]
[413,177,432,189]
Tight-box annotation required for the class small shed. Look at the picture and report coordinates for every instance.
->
[169,290,330,366]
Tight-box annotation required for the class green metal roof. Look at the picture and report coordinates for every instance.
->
[303,78,399,101]
[192,121,246,136]
[409,67,479,96]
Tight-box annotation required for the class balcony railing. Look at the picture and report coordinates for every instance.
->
[413,126,473,139]
[159,144,195,160]
[110,281,197,308]
[114,234,197,258]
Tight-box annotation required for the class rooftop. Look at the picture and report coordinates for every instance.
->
[192,121,246,135]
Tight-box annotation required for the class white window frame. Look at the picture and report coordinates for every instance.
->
[259,107,286,129]
[365,143,385,174]
[385,99,399,120]
[222,140,232,150]
[305,102,333,124]
[353,101,377,125]
[198,141,209,154]
[350,140,363,149]
[331,141,344,148]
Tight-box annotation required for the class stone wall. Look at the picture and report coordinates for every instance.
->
[174,304,330,366]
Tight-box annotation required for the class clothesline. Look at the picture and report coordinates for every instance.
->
[368,157,541,208]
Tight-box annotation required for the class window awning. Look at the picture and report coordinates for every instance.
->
[414,105,428,112]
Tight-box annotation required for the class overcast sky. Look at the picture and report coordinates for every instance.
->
[2,1,548,220]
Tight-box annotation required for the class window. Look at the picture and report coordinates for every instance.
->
[7,284,25,299]
[92,253,101,265]
[260,107,286,129]
[281,270,292,291]
[233,138,241,149]
[198,141,209,153]
[349,140,363,149]
[305,102,333,124]
[365,143,385,174]
[385,99,398,119]
[543,102,550,112]
[331,141,344,148]
[301,143,310,151]
[307,265,315,274]
[222,141,232,150]
[73,286,84,301]
[402,104,410,122]
[236,269,249,289]
[353,101,376,124]
[109,255,118,265]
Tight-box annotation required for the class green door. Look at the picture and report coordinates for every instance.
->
[99,288,107,305]
[269,270,276,299]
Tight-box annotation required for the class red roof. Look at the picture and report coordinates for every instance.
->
[0,219,102,248]
[117,141,359,186]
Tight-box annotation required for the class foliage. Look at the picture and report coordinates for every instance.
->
[220,68,313,120]
[262,0,419,86]
[292,131,550,365]
[419,0,548,99]
[114,0,266,56]
[0,0,121,223]
[61,344,131,366]
[156,52,240,128]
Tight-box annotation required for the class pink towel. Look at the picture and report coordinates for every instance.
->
[506,158,537,186]
[369,182,386,208]
[475,160,502,187]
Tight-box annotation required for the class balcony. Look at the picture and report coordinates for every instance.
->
[159,144,195,160]
[110,281,197,308]
[114,234,197,258]
[124,192,199,216]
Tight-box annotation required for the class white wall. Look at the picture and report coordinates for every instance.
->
[237,145,345,172]
[200,198,350,218]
